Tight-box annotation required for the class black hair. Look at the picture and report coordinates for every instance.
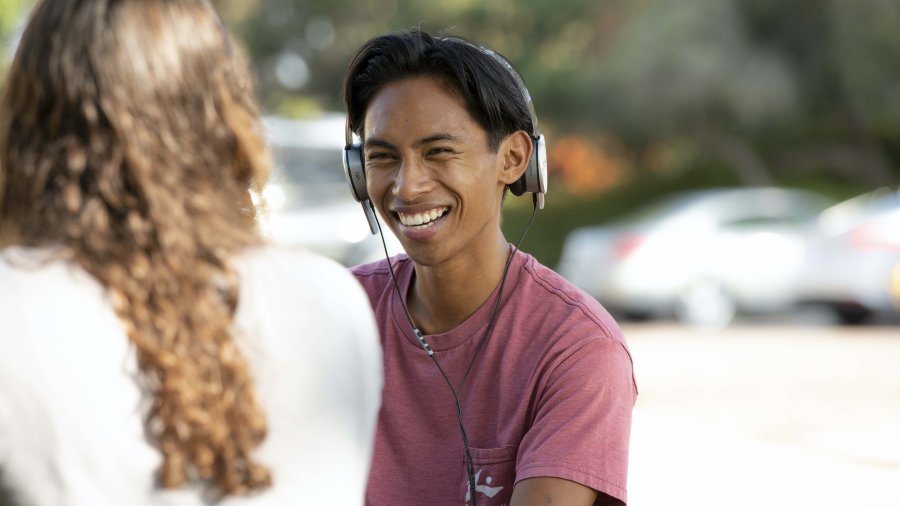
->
[342,29,535,153]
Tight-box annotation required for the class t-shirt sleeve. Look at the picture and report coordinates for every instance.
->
[514,336,636,504]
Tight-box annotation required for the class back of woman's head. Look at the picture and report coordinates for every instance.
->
[0,0,272,495]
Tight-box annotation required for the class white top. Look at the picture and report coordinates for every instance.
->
[0,245,382,506]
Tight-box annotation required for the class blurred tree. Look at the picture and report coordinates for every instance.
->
[735,0,899,187]
[214,0,622,118]
[3,0,895,195]
[217,0,899,195]
[0,0,892,266]
[595,0,802,185]
[598,0,899,188]
[0,0,29,69]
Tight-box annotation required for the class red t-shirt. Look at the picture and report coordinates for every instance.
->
[353,250,637,505]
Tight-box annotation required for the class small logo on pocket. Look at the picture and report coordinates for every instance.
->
[465,468,504,504]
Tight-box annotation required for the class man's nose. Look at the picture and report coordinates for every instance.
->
[392,156,432,201]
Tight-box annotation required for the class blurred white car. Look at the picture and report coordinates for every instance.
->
[257,115,403,266]
[794,187,900,324]
[557,187,831,327]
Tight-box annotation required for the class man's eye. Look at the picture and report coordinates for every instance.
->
[428,147,454,156]
[366,152,393,161]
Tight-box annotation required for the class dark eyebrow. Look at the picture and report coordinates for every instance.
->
[414,133,463,147]
[363,133,463,151]
[363,138,396,151]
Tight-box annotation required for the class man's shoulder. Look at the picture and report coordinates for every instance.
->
[515,254,637,407]
[350,254,411,302]
[351,254,410,280]
[517,253,623,342]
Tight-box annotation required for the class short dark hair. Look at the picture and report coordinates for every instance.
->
[342,29,535,152]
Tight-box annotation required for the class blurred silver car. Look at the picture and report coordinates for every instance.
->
[557,187,831,327]
[257,115,402,266]
[794,187,900,324]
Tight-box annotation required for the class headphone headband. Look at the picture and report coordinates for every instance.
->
[476,46,540,137]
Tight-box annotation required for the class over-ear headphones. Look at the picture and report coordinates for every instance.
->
[342,121,379,234]
[342,45,548,235]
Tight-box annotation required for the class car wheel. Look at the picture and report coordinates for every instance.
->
[673,278,736,328]
[833,303,871,325]
[621,309,653,322]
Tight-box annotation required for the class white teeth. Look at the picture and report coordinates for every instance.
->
[398,207,448,227]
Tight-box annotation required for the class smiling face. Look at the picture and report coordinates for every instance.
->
[362,76,513,267]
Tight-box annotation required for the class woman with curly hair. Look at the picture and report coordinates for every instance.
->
[0,0,381,504]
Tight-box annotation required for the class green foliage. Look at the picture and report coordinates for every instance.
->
[216,0,900,265]
[2,0,893,272]
[0,0,27,32]
[223,0,898,190]
[0,0,30,71]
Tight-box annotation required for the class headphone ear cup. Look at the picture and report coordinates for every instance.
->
[343,144,378,235]
[343,143,368,202]
[530,134,547,195]
[510,134,547,197]
[507,175,527,196]
[509,135,547,197]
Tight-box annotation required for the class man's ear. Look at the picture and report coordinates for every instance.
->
[497,130,533,185]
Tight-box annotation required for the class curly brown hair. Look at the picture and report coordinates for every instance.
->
[0,0,273,496]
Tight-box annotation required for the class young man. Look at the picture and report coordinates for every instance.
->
[343,29,637,505]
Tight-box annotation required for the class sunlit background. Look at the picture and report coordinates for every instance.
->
[2,1,898,504]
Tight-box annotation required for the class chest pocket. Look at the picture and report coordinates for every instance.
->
[461,445,517,506]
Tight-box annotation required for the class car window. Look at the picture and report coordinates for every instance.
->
[268,146,346,210]
[261,115,348,211]
[818,187,900,234]
[721,215,805,228]
[274,146,345,185]
[613,193,697,226]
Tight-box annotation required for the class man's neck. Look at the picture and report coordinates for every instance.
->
[407,235,511,335]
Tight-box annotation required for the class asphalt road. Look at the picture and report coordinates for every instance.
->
[623,321,900,506]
